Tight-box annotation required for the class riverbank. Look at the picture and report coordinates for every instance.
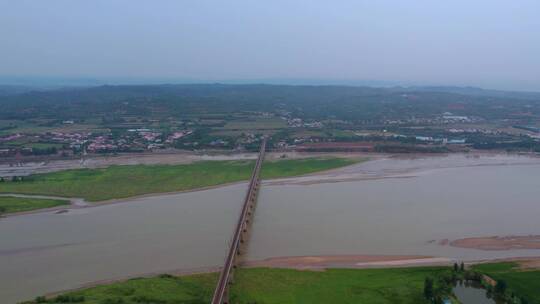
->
[3,149,535,179]
[245,255,540,271]
[0,157,360,202]
[22,265,450,304]
[21,257,540,304]
[450,235,540,251]
[0,150,375,178]
[4,152,539,218]
[0,195,69,215]
[265,151,540,186]
[25,255,540,302]
[242,255,452,269]
[4,153,540,303]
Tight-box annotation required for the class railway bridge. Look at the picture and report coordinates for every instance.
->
[211,138,266,304]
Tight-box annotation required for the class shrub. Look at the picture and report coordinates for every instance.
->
[495,280,507,294]
[101,298,124,304]
[54,295,85,303]
[34,296,47,303]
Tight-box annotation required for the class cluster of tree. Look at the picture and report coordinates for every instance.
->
[424,263,530,304]
[3,176,32,182]
[513,125,540,133]
[32,295,85,303]
[0,124,17,131]
[19,147,58,156]
[1,84,539,123]
[472,139,540,152]
[424,262,481,303]
[484,279,530,304]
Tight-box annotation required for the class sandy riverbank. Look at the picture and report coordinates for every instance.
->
[264,151,540,187]
[0,179,249,218]
[35,255,458,299]
[0,193,88,218]
[3,152,540,218]
[449,235,540,251]
[242,255,452,269]
[0,150,379,178]
[244,255,540,271]
[39,254,540,300]
[3,149,535,178]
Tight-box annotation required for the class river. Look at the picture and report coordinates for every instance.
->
[1,153,540,303]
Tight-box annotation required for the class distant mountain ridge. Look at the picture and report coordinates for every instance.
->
[0,82,539,102]
[404,86,540,100]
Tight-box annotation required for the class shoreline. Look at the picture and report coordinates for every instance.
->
[0,180,249,218]
[1,150,537,178]
[5,153,540,301]
[450,235,540,251]
[0,157,368,218]
[3,152,540,218]
[37,254,540,301]
[241,255,453,269]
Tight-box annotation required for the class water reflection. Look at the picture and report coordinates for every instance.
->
[453,281,501,304]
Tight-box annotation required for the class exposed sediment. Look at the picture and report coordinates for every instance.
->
[449,235,540,251]
[242,255,452,269]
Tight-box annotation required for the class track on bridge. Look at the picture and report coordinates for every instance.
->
[211,138,266,304]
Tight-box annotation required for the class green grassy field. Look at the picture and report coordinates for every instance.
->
[0,196,69,214]
[472,262,540,303]
[230,267,449,304]
[0,158,359,202]
[22,273,218,304]
[261,157,356,179]
[22,267,450,304]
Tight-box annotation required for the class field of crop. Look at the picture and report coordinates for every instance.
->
[0,196,69,214]
[0,158,359,202]
[472,262,540,303]
[223,117,287,130]
[0,119,106,137]
[22,267,450,304]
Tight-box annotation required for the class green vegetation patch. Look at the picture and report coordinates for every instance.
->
[473,262,540,303]
[24,267,450,304]
[231,267,450,304]
[0,119,45,136]
[0,161,254,202]
[1,158,359,202]
[23,273,218,304]
[0,196,69,214]
[261,157,360,179]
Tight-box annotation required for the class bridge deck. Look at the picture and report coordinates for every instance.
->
[211,139,266,304]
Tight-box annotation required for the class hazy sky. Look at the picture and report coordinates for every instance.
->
[1,0,539,90]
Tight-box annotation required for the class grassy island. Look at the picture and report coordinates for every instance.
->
[0,157,360,202]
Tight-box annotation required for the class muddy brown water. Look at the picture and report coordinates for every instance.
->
[1,154,540,303]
